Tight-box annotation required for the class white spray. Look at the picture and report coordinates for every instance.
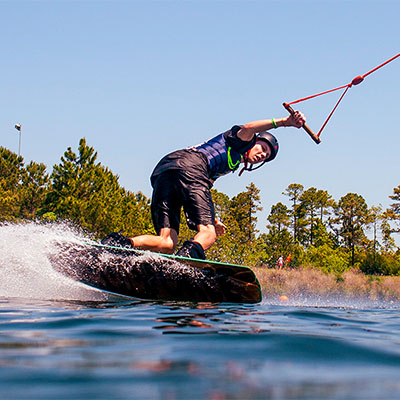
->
[0,222,107,301]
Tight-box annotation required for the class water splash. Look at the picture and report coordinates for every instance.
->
[0,222,226,303]
[261,295,399,310]
[4,222,394,309]
[0,222,107,301]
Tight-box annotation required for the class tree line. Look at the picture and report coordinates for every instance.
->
[1,139,400,276]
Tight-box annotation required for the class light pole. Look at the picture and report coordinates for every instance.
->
[14,124,22,157]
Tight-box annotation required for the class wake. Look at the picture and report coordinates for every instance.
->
[0,222,107,301]
[0,221,223,303]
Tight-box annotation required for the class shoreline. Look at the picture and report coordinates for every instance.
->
[253,266,400,303]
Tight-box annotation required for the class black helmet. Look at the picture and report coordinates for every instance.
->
[238,131,279,176]
[256,131,279,162]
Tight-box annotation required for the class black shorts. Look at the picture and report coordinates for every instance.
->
[151,170,215,234]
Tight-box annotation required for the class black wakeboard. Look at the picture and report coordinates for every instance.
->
[49,240,262,303]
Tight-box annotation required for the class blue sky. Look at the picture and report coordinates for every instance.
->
[1,0,399,233]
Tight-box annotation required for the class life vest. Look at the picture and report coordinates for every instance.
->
[193,133,243,180]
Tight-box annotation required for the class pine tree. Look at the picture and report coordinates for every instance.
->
[335,193,370,266]
[0,147,24,220]
[282,183,304,242]
[267,202,290,233]
[230,182,262,243]
[19,161,50,219]
[388,185,400,232]
[44,138,153,237]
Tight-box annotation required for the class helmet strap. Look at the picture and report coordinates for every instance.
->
[238,151,251,176]
[238,150,268,176]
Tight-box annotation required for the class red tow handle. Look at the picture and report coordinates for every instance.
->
[283,103,321,144]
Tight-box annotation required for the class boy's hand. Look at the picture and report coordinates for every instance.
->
[215,220,226,237]
[285,110,306,128]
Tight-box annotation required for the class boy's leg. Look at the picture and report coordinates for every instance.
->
[130,228,178,254]
[175,224,216,260]
[131,171,181,254]
[193,224,217,250]
[176,182,217,259]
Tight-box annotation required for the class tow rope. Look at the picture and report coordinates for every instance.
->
[283,53,400,144]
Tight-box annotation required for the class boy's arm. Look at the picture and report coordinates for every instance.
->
[237,111,306,141]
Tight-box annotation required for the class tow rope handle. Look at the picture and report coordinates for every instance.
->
[283,102,321,144]
[283,53,400,145]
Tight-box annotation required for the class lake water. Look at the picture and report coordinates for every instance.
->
[2,223,400,400]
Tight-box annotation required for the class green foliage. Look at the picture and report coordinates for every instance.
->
[303,244,349,275]
[312,219,335,248]
[230,182,262,242]
[334,193,370,266]
[282,183,304,242]
[359,252,400,276]
[20,161,50,219]
[208,184,263,266]
[389,185,400,217]
[2,140,154,238]
[380,217,396,253]
[0,147,50,221]
[0,147,24,220]
[43,138,153,238]
[118,191,155,237]
[267,202,290,232]
[262,228,293,267]
[41,212,57,222]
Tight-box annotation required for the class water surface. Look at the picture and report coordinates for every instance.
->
[1,223,400,399]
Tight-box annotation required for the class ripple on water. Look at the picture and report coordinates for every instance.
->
[2,223,400,399]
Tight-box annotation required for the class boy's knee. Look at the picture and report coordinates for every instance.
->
[158,228,178,254]
[161,239,176,254]
[157,234,177,254]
